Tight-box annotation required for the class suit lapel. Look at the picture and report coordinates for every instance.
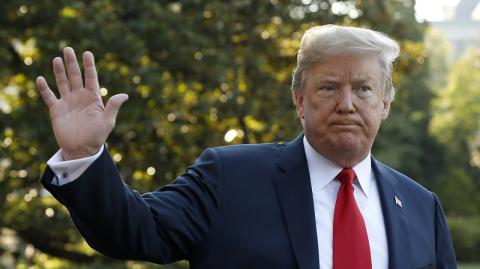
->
[372,159,411,269]
[273,135,319,269]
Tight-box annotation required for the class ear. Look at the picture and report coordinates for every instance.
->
[293,91,305,119]
[381,99,391,121]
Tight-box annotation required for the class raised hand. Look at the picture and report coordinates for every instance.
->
[36,47,128,160]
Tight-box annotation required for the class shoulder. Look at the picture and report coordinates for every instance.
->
[190,142,291,173]
[373,159,434,200]
[206,142,287,160]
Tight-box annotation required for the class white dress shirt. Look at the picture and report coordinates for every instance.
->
[47,145,104,185]
[303,136,388,269]
[48,139,388,268]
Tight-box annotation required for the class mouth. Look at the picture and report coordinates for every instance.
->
[329,121,361,130]
[330,121,360,126]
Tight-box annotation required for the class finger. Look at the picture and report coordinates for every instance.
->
[83,51,100,91]
[104,94,129,125]
[63,47,83,91]
[36,76,58,107]
[53,57,71,97]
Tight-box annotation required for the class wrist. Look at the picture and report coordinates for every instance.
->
[61,146,101,160]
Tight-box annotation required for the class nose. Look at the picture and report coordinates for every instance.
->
[335,87,355,114]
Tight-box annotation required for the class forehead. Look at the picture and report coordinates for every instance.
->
[305,53,383,83]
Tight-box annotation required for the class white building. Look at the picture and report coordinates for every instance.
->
[430,0,480,58]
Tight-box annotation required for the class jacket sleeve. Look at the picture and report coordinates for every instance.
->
[433,193,457,269]
[40,147,223,264]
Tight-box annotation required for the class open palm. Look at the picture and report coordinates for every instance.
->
[36,47,128,160]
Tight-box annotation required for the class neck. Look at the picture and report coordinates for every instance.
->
[310,142,370,168]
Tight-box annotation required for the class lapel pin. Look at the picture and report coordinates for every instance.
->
[394,195,403,208]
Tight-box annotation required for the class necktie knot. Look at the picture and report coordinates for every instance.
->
[336,168,356,185]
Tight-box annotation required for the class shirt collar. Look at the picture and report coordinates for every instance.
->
[303,136,372,198]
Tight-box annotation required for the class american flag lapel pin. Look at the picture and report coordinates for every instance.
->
[394,195,403,208]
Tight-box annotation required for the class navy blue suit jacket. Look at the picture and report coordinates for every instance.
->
[41,134,456,268]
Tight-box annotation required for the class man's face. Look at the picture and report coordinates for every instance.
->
[294,53,390,167]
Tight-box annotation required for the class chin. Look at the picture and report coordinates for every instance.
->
[330,137,368,159]
[332,134,361,148]
[332,140,360,153]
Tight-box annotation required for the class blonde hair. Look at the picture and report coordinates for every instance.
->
[291,25,400,102]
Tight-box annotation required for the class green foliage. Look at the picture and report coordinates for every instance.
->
[459,264,480,269]
[424,28,453,92]
[435,168,480,216]
[448,216,480,262]
[1,0,479,266]
[429,45,480,261]
[429,47,480,210]
[431,48,480,166]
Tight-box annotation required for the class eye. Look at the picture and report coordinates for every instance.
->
[356,85,373,97]
[358,85,371,92]
[318,86,336,92]
[316,85,336,97]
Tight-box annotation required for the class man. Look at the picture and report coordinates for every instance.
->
[37,25,457,269]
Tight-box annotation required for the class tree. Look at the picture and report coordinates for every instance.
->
[427,41,480,261]
[430,48,480,215]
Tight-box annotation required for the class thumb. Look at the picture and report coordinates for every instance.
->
[105,93,129,123]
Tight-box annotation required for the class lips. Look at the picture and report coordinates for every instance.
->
[333,121,359,125]
[330,120,361,126]
[328,119,362,131]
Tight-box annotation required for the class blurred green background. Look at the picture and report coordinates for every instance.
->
[1,0,479,268]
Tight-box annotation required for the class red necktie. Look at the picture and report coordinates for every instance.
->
[333,168,372,269]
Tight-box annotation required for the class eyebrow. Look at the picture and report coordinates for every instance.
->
[314,76,341,84]
[314,75,377,84]
[351,76,376,84]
